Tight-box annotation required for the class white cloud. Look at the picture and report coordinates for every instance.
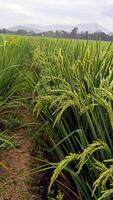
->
[0,0,113,31]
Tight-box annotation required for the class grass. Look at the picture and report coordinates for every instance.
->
[0,34,113,199]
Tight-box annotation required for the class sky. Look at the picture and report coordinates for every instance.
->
[0,0,113,31]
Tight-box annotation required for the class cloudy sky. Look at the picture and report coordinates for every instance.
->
[0,0,113,31]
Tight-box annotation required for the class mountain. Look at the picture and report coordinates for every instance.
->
[9,23,110,34]
[76,23,109,34]
[9,25,41,33]
[9,24,74,33]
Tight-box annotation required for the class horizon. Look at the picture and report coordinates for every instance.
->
[5,22,110,28]
[5,23,111,34]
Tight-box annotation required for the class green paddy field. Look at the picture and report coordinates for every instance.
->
[0,35,113,200]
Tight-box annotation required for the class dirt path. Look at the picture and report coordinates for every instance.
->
[0,110,40,200]
[0,130,32,200]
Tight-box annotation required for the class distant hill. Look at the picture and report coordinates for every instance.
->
[9,25,41,33]
[9,24,74,33]
[76,23,109,34]
[9,23,110,34]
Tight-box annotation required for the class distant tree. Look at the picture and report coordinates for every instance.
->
[71,27,78,38]
[16,29,29,35]
[0,26,113,41]
[84,31,89,40]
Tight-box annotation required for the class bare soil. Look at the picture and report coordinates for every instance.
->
[0,109,42,200]
[0,131,31,200]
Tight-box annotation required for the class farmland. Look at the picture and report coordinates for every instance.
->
[0,35,113,200]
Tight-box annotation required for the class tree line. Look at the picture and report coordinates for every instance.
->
[0,28,35,36]
[39,27,113,41]
[0,27,113,41]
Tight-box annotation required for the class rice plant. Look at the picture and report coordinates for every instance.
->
[0,34,113,199]
[32,39,113,199]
